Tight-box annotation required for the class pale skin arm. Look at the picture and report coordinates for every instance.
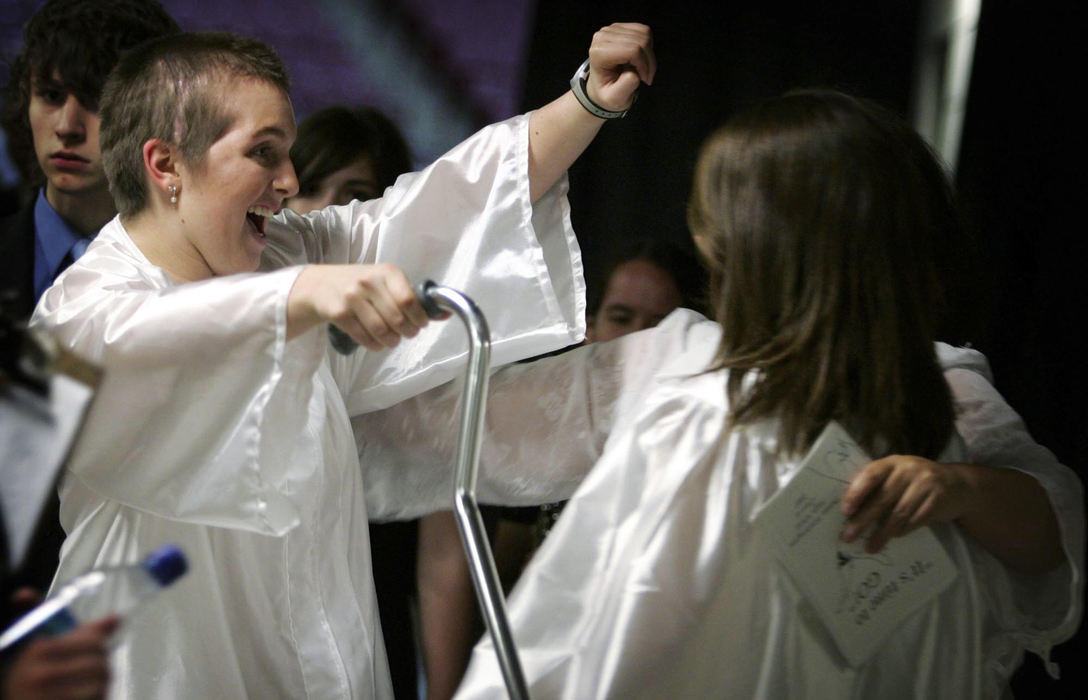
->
[840,456,1064,573]
[282,24,655,345]
[527,23,656,203]
[416,511,480,700]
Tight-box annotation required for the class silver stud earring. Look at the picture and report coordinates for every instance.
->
[169,184,179,205]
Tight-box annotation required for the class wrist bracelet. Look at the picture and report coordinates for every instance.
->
[569,59,631,119]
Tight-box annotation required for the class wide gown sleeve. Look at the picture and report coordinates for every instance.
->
[356,336,630,521]
[263,113,586,413]
[356,309,720,520]
[32,243,322,536]
[938,344,1085,668]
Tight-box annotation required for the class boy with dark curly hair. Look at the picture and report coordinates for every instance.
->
[0,0,179,320]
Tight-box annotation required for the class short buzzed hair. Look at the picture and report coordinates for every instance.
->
[99,31,291,217]
[0,0,179,187]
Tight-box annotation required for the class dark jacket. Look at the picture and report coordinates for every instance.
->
[0,202,65,618]
[0,202,36,321]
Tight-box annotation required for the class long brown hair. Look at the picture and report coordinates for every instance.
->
[688,90,959,459]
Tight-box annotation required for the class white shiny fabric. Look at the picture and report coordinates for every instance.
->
[354,309,1084,699]
[31,114,585,699]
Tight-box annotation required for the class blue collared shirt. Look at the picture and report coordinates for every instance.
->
[32,189,93,302]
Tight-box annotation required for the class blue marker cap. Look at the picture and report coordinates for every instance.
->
[143,544,188,586]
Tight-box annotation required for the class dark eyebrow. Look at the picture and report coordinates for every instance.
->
[31,75,66,91]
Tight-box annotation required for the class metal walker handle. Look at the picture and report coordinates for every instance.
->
[329,281,529,699]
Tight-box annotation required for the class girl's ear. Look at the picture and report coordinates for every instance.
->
[142,139,180,202]
[585,313,597,343]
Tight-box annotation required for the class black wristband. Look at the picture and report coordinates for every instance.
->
[569,59,630,119]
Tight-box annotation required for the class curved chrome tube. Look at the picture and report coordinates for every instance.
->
[419,282,529,700]
[328,280,529,698]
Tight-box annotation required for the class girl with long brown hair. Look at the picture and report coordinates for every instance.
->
[358,89,1083,698]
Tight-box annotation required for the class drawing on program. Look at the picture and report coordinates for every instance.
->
[834,541,893,614]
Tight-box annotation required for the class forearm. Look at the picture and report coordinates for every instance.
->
[953,462,1064,573]
[843,454,1065,574]
[942,363,1079,574]
[527,22,654,203]
[417,512,478,699]
[528,92,605,202]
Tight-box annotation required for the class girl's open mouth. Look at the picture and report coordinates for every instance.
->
[246,206,273,236]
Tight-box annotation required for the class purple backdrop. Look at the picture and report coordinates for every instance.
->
[0,0,537,176]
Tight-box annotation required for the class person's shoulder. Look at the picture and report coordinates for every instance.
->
[75,218,162,283]
[651,308,721,376]
[626,309,727,419]
[935,341,993,382]
[37,217,166,313]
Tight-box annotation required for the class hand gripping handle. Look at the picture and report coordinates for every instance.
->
[327,279,445,355]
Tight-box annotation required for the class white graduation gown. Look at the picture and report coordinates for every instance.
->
[31,114,585,699]
[353,309,1085,699]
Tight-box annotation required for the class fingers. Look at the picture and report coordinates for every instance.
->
[287,264,439,351]
[26,618,118,661]
[590,23,656,83]
[864,491,918,554]
[840,456,962,553]
[31,652,111,700]
[57,616,121,653]
[10,619,117,700]
[840,457,894,517]
[586,23,655,110]
[328,264,429,352]
[373,265,431,330]
[840,458,901,550]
